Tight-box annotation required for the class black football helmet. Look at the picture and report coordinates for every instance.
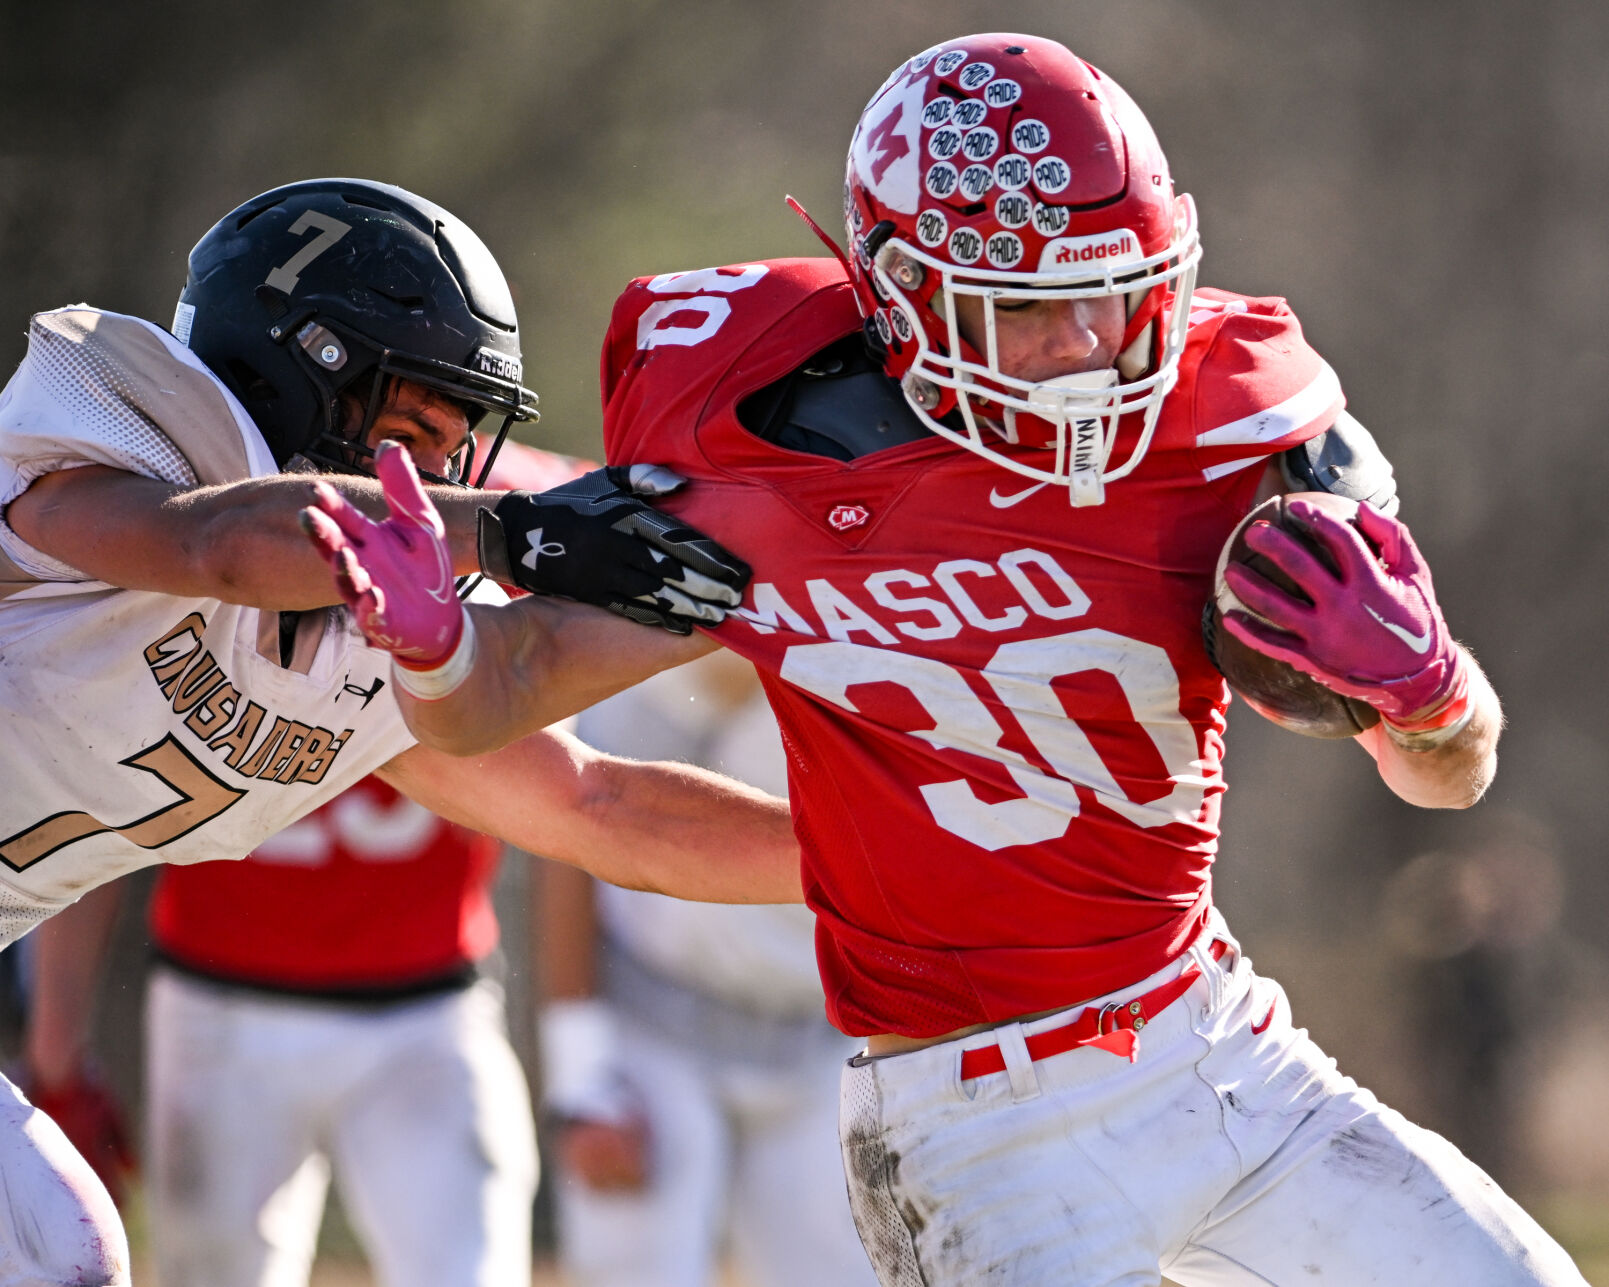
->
[174,178,539,483]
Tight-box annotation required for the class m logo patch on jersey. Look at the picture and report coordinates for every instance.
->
[827,504,871,532]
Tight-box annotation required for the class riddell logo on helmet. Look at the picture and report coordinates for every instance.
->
[1038,230,1143,274]
[474,347,522,383]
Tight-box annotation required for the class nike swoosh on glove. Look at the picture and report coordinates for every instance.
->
[1220,498,1466,727]
[477,464,750,635]
[300,441,467,667]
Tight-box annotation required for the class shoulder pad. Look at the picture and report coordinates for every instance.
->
[599,259,857,452]
[739,336,929,460]
[1278,409,1399,514]
[1,308,267,487]
[1183,294,1343,468]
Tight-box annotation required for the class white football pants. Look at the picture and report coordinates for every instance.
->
[840,914,1586,1287]
[0,1071,129,1287]
[554,1012,877,1287]
[145,970,537,1287]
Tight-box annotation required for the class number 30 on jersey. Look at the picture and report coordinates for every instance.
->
[781,627,1207,852]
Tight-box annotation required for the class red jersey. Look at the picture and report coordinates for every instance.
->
[601,259,1342,1037]
[148,775,501,995]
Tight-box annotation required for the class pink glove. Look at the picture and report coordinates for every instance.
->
[1221,499,1467,729]
[300,441,465,669]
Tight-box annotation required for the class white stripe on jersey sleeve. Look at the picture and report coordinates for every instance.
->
[1201,455,1265,482]
[1194,359,1342,450]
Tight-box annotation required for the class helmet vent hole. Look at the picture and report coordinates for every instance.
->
[253,284,291,320]
[863,220,897,261]
[234,199,286,231]
[371,288,427,309]
[1005,45,1025,55]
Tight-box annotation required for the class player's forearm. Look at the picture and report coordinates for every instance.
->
[382,726,800,903]
[182,476,496,609]
[8,465,495,608]
[397,597,714,756]
[1358,648,1501,808]
[561,755,802,903]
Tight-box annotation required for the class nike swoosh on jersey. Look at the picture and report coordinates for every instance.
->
[989,481,1050,508]
[1364,604,1432,654]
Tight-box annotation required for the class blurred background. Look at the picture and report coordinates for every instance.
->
[3,0,1607,1280]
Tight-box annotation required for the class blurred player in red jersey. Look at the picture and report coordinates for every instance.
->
[144,780,533,1287]
[310,36,1586,1286]
[25,780,536,1287]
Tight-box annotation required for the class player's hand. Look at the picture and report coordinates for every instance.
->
[553,1116,651,1192]
[1220,499,1464,725]
[23,1067,137,1209]
[300,441,467,667]
[476,465,749,635]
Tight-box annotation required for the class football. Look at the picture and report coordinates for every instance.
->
[1205,492,1382,739]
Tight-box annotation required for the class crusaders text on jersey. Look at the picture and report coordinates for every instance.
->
[0,309,414,946]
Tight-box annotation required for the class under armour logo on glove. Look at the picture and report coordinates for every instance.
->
[520,527,568,571]
[476,465,750,634]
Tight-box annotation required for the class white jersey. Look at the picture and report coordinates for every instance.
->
[577,660,823,1018]
[0,307,413,946]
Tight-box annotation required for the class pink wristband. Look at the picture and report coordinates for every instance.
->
[1382,658,1470,733]
[1381,660,1473,750]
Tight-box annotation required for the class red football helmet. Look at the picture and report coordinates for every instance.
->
[845,35,1200,505]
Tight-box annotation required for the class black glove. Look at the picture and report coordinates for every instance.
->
[477,465,750,634]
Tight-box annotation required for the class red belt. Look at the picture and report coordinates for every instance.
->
[959,940,1228,1080]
